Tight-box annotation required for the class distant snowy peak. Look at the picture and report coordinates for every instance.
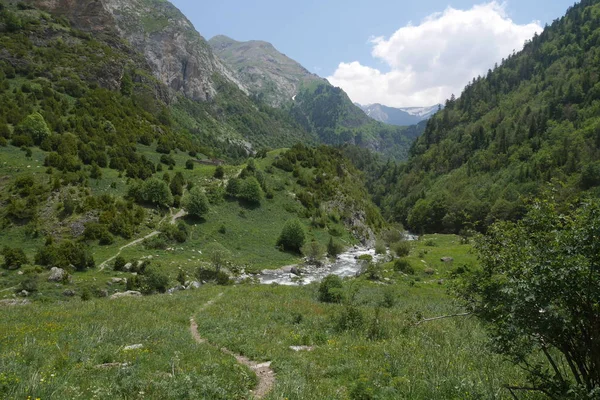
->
[398,105,442,119]
[357,103,442,127]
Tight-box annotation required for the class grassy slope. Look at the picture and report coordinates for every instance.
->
[1,236,540,399]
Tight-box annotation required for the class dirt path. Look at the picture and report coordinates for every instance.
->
[190,293,275,399]
[98,208,187,270]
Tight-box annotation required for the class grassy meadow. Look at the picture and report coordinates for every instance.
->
[1,235,543,399]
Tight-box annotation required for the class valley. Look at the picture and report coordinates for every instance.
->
[1,0,600,398]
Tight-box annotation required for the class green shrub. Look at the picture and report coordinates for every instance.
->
[318,274,344,303]
[335,304,364,332]
[113,256,126,271]
[18,275,38,293]
[327,236,343,257]
[302,240,324,264]
[277,219,306,253]
[81,288,92,301]
[393,258,414,275]
[144,235,168,250]
[182,187,209,219]
[185,159,194,170]
[381,287,395,308]
[424,239,437,247]
[141,264,169,294]
[1,246,28,270]
[196,267,231,285]
[238,177,263,204]
[374,240,386,255]
[393,241,411,257]
[213,166,225,179]
[35,241,94,271]
[365,263,383,281]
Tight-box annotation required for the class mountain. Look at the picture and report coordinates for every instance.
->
[209,35,324,108]
[24,0,246,102]
[357,103,441,126]
[210,36,415,160]
[397,105,441,121]
[369,0,600,234]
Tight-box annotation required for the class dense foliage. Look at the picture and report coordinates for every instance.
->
[459,198,600,398]
[366,0,600,233]
[290,82,414,160]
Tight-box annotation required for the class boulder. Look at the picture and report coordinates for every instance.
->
[186,281,201,290]
[110,291,142,299]
[123,344,143,351]
[440,257,454,263]
[290,266,302,276]
[123,263,132,271]
[111,278,125,284]
[63,289,76,297]
[19,290,29,297]
[48,267,66,282]
[167,285,185,294]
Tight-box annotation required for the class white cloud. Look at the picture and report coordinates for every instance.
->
[327,2,542,107]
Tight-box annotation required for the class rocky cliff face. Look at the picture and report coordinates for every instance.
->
[209,35,324,107]
[23,0,247,101]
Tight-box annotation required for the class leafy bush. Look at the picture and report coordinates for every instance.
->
[393,258,414,275]
[1,246,28,270]
[113,256,126,271]
[335,304,364,332]
[302,240,324,264]
[393,241,411,257]
[182,187,209,219]
[277,219,306,253]
[213,165,225,179]
[318,275,343,303]
[374,240,386,255]
[204,242,231,273]
[141,264,169,294]
[238,177,263,204]
[35,241,94,271]
[327,236,343,257]
[196,267,231,285]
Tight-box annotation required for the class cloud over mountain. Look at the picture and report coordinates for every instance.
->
[328,2,542,107]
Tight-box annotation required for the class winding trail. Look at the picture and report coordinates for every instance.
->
[98,209,187,270]
[189,293,275,399]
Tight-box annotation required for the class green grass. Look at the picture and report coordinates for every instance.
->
[0,287,257,400]
[1,277,542,399]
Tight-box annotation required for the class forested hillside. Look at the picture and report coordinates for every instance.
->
[369,0,600,233]
[290,82,414,160]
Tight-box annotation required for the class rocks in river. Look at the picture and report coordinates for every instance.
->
[48,267,66,282]
[441,257,454,263]
[110,291,142,299]
[290,266,302,276]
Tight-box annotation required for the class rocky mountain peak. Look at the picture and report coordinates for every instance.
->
[22,0,247,101]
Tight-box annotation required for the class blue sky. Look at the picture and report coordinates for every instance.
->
[171,0,578,106]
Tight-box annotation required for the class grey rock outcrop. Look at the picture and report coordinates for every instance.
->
[110,290,142,299]
[48,267,67,282]
[24,0,247,101]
